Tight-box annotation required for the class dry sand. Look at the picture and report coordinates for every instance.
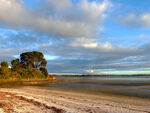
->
[0,86,150,113]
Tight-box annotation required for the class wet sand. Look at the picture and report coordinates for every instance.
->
[0,86,150,113]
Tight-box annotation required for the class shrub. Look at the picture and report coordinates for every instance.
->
[1,61,8,68]
[0,67,11,79]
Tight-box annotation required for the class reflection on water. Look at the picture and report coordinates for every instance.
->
[46,76,150,98]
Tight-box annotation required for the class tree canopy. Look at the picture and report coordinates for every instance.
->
[0,51,51,80]
[11,59,22,71]
[20,51,47,69]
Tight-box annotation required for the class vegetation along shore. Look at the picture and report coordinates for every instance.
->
[0,51,55,81]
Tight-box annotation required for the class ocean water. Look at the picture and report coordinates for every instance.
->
[46,76,150,98]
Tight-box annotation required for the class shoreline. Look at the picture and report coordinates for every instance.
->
[0,79,70,88]
[0,86,150,113]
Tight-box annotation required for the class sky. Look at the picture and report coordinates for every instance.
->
[1,0,150,74]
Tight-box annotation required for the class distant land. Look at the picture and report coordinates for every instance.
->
[52,74,150,77]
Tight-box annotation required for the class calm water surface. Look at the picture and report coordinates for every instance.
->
[45,76,150,98]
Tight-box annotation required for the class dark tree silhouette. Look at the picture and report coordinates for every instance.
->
[11,59,19,66]
[20,51,47,69]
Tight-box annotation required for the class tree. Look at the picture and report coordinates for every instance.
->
[0,67,10,79]
[11,59,23,71]
[0,51,50,80]
[11,59,19,66]
[0,61,10,79]
[20,51,47,69]
[40,67,48,77]
[1,61,8,67]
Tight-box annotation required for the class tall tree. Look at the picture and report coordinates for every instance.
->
[20,51,47,69]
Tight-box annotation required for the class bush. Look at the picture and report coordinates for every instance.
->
[0,67,11,79]
[1,61,8,68]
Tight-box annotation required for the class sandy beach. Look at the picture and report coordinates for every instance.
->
[0,86,150,113]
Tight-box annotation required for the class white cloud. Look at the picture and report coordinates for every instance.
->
[69,37,141,54]
[0,0,111,37]
[118,13,150,28]
[84,69,97,74]
[46,0,72,12]
[140,13,150,26]
[79,0,109,22]
[1,0,149,74]
[0,0,31,27]
[83,43,98,48]
[70,37,98,48]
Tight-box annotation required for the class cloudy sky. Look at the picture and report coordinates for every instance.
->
[0,0,150,74]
